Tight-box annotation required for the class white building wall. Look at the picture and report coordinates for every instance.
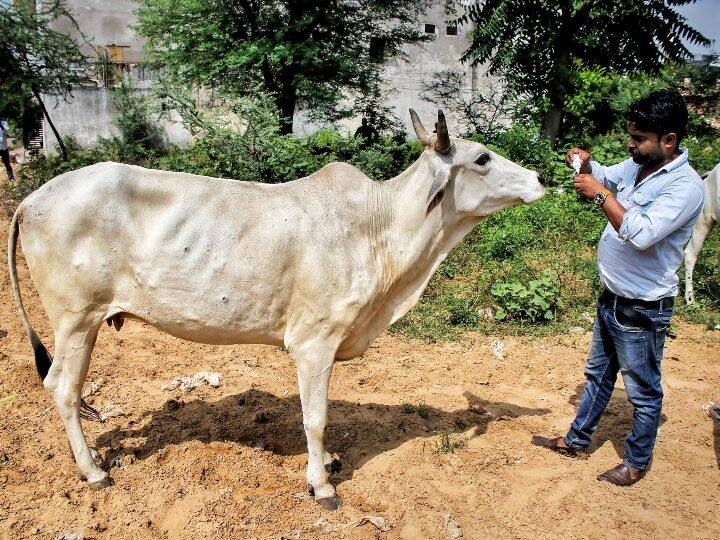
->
[50,0,145,63]
[381,3,479,136]
[41,0,490,148]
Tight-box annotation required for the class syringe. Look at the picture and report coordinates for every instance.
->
[572,153,581,175]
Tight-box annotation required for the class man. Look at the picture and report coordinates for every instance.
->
[532,89,705,486]
[0,119,15,182]
[354,117,379,148]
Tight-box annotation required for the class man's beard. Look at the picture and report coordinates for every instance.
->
[629,145,663,166]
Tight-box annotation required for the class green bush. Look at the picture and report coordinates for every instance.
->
[491,276,560,322]
[685,135,720,175]
[6,136,128,199]
[444,296,479,327]
[112,82,163,158]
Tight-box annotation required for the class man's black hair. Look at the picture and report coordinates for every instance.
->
[624,89,688,144]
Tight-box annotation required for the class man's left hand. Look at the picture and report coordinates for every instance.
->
[573,174,604,199]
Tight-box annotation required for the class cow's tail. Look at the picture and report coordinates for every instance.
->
[8,205,52,381]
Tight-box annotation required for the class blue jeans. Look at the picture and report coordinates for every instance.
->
[564,294,672,470]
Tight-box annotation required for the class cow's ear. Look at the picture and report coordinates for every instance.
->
[426,166,451,204]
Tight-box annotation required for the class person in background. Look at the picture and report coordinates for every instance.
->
[532,89,705,486]
[354,117,379,148]
[1,119,16,182]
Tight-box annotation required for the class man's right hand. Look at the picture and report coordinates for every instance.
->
[566,148,591,173]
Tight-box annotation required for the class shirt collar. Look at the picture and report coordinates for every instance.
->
[618,147,689,191]
[662,147,688,173]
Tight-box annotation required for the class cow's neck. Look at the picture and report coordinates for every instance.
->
[370,152,481,320]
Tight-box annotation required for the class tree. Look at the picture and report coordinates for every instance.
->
[0,0,91,160]
[459,0,711,146]
[135,0,431,135]
[420,70,516,138]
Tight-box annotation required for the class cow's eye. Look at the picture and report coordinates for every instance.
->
[475,153,491,166]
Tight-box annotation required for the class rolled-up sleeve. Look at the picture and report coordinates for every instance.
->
[618,180,705,250]
[590,160,627,194]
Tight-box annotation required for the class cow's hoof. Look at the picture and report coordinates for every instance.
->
[88,476,114,491]
[316,495,342,510]
[325,458,342,474]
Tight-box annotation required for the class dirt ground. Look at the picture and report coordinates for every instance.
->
[0,197,718,540]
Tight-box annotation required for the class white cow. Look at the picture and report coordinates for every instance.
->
[8,110,544,508]
[684,163,719,305]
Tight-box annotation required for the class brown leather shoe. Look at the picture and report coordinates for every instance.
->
[597,463,646,486]
[531,435,588,459]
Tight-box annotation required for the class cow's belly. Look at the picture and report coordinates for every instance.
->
[132,312,286,347]
[108,250,293,346]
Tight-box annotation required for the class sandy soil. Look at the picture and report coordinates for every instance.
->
[0,199,718,540]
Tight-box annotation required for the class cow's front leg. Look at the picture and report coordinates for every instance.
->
[292,345,339,509]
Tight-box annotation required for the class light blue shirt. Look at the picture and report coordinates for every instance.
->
[0,120,9,151]
[590,148,705,301]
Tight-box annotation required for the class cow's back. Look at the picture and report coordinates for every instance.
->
[17,161,386,346]
[19,162,303,343]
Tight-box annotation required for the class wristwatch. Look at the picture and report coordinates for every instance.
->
[593,187,611,207]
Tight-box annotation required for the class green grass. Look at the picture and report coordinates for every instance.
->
[391,189,720,341]
[433,432,468,454]
[401,401,430,419]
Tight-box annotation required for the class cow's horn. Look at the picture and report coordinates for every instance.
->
[409,108,431,145]
[434,110,451,154]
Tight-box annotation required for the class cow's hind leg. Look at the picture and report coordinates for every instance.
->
[44,317,110,489]
[291,342,340,510]
[684,216,715,305]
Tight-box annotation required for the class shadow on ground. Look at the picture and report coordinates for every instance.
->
[96,390,549,482]
[568,383,667,459]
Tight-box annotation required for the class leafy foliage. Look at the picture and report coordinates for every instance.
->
[1,0,91,157]
[420,70,516,138]
[491,277,560,322]
[0,1,89,103]
[433,432,468,454]
[459,0,710,143]
[135,0,431,133]
[112,82,164,159]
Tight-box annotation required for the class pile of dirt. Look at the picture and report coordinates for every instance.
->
[0,208,718,539]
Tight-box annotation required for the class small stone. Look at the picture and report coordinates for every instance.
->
[468,403,488,415]
[99,403,126,421]
[491,339,506,360]
[444,513,463,539]
[477,308,494,320]
[569,326,585,335]
[54,532,83,540]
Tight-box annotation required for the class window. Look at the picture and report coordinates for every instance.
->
[424,23,436,34]
[446,25,458,36]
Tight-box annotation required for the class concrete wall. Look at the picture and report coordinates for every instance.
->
[52,0,145,63]
[295,2,490,137]
[42,88,190,151]
[43,0,494,147]
[382,3,479,136]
